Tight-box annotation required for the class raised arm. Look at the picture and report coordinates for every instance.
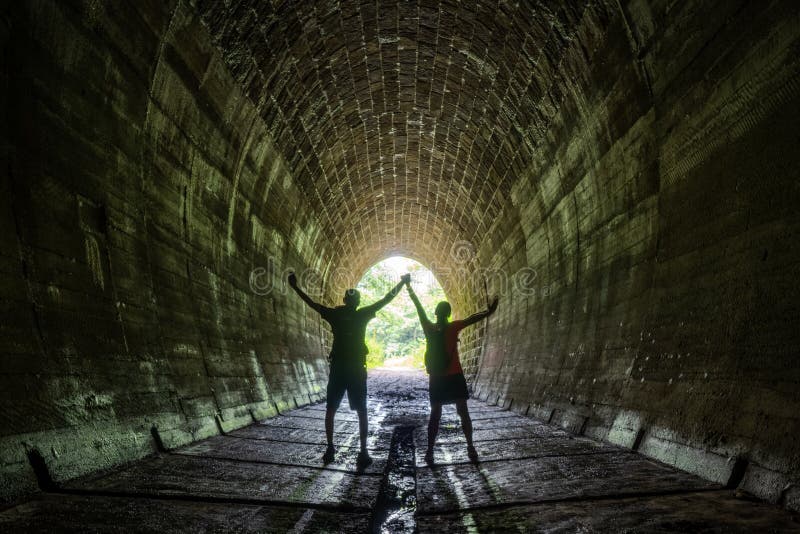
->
[362,274,410,314]
[288,272,326,314]
[406,283,431,326]
[460,296,499,328]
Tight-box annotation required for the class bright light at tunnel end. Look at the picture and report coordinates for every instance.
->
[248,239,542,299]
[367,256,441,292]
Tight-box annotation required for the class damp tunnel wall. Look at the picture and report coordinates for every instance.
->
[469,0,800,503]
[0,1,336,500]
[1,0,799,509]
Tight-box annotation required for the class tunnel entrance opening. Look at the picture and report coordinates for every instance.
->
[355,257,446,370]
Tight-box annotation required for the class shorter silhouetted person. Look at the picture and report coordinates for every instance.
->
[289,272,410,467]
[407,283,499,464]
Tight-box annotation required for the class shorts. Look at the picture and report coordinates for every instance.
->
[429,372,469,405]
[326,366,367,411]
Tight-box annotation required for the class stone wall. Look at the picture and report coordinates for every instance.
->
[0,0,331,502]
[1,0,799,510]
[475,0,800,507]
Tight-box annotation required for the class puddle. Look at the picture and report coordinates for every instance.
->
[371,426,417,533]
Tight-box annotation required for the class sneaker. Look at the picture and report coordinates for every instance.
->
[322,445,335,464]
[357,450,373,468]
[467,445,479,463]
[424,449,435,466]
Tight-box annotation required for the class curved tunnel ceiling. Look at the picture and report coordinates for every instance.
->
[3,0,799,511]
[197,0,593,290]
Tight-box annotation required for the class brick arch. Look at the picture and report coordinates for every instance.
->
[197,0,591,289]
[193,0,800,493]
[4,0,798,508]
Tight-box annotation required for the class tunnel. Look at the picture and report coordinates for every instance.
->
[1,0,799,531]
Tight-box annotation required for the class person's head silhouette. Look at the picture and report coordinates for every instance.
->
[343,288,361,309]
[434,301,451,324]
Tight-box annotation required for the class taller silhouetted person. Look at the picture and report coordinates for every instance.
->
[288,272,410,467]
[407,283,499,464]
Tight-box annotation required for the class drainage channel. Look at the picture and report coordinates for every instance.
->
[370,425,418,533]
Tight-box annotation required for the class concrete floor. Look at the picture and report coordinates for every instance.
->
[1,369,797,533]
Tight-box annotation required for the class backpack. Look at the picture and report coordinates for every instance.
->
[424,325,449,374]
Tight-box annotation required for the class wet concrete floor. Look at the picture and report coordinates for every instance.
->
[1,369,798,532]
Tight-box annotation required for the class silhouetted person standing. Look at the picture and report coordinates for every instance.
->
[289,272,410,467]
[407,284,498,464]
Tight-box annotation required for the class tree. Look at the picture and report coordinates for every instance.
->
[357,257,446,367]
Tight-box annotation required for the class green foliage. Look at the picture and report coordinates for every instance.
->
[365,336,385,369]
[357,257,445,366]
[407,337,427,369]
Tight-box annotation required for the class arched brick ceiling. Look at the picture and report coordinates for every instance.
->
[197,0,593,290]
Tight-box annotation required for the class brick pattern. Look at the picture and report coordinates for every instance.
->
[198,0,800,492]
[0,0,331,500]
[472,0,800,497]
[2,0,800,507]
[196,0,590,302]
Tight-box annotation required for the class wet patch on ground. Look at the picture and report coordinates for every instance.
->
[1,369,798,532]
[176,435,388,475]
[417,490,800,533]
[416,451,718,513]
[412,433,616,467]
[0,493,372,533]
[370,426,418,533]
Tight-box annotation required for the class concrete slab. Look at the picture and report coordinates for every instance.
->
[176,435,387,475]
[442,418,546,431]
[304,404,330,412]
[464,402,508,413]
[424,423,569,444]
[280,409,360,421]
[261,414,361,433]
[414,434,617,467]
[2,370,797,532]
[416,451,719,513]
[227,425,394,450]
[0,494,371,533]
[458,411,524,422]
[417,491,800,533]
[434,411,545,427]
[64,454,382,509]
[301,403,396,414]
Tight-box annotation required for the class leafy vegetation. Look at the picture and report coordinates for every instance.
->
[365,335,386,369]
[356,257,446,369]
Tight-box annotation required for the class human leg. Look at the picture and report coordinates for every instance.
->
[426,402,442,464]
[455,398,474,446]
[324,373,346,463]
[356,406,369,451]
[323,408,336,463]
[355,406,372,467]
[456,398,477,462]
[348,369,371,467]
